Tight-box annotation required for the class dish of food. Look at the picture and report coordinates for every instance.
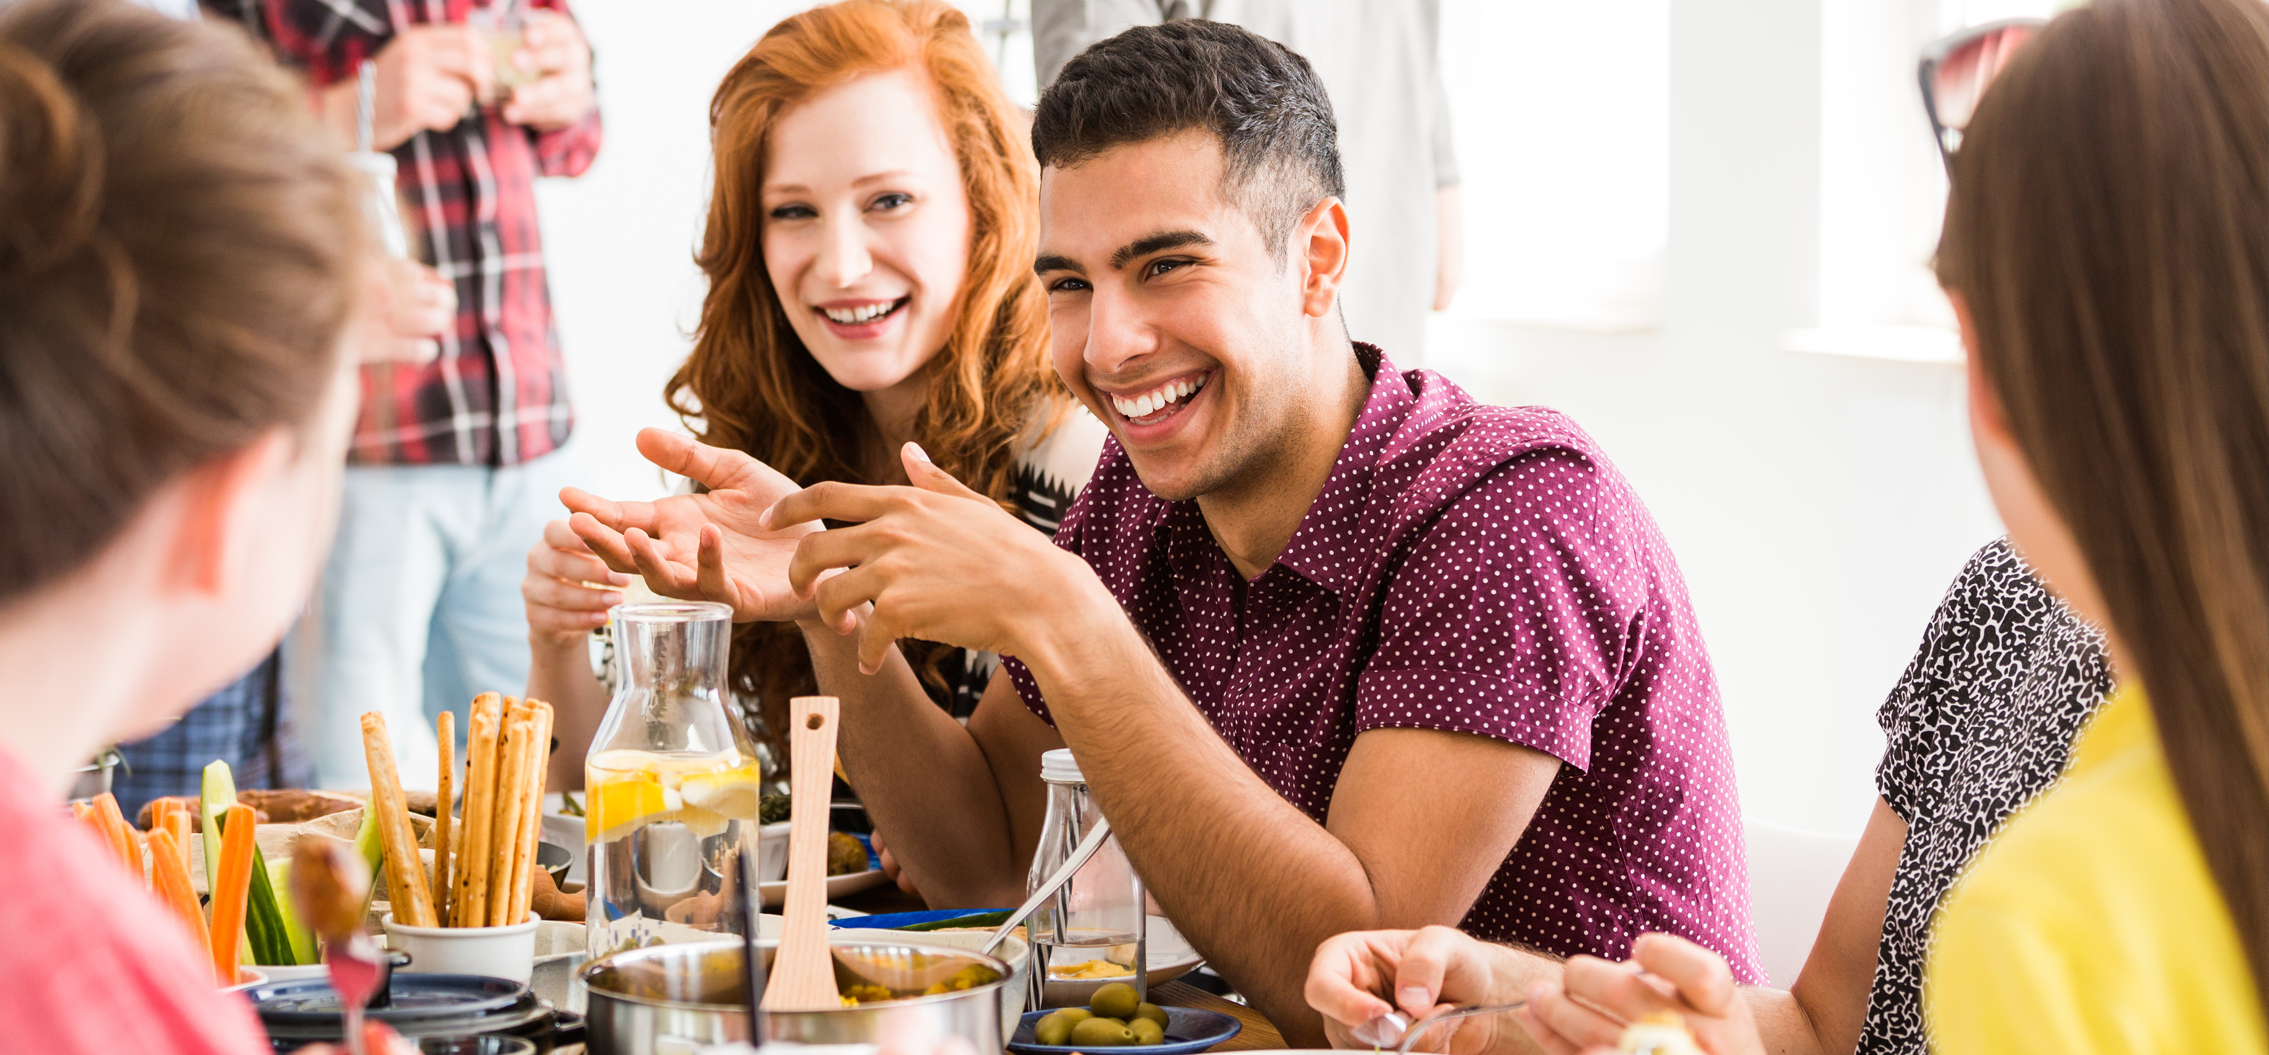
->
[1008,1002,1242,1055]
[1029,983,1167,1045]
[836,910,1203,1003]
[1619,1013,1702,1055]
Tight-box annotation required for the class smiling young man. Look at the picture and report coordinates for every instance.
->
[561,20,1756,1043]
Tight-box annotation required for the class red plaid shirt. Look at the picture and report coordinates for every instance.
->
[206,0,599,465]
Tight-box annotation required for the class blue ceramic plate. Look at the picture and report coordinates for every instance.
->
[1007,1006,1243,1055]
[829,908,1011,930]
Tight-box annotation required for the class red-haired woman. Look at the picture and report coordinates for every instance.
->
[526,0,1102,787]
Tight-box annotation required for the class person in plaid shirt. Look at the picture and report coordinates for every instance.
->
[204,0,601,788]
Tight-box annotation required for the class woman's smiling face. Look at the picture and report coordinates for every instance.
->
[761,68,972,401]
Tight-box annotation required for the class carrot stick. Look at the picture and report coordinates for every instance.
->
[360,712,437,928]
[165,805,194,876]
[148,828,211,953]
[454,694,504,927]
[432,709,456,925]
[71,801,92,824]
[208,803,257,985]
[93,793,140,880]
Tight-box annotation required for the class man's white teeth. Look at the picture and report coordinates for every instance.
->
[823,300,900,324]
[1111,375,1205,420]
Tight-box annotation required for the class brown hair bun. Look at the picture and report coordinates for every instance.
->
[0,0,363,604]
[0,40,99,279]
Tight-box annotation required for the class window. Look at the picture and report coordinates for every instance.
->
[1794,0,2064,363]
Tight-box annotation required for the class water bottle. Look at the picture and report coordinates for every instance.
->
[1027,749,1146,1007]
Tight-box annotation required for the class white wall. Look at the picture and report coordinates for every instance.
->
[1427,0,2005,834]
[537,0,2007,837]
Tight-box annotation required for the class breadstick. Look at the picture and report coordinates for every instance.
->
[359,712,436,927]
[500,708,537,925]
[528,700,554,923]
[431,709,456,925]
[487,701,532,926]
[506,700,553,925]
[454,693,504,927]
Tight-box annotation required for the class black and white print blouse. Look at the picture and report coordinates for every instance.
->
[1857,538,2113,1054]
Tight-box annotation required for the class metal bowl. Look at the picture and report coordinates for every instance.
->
[581,937,1006,1055]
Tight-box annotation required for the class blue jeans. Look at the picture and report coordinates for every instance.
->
[294,446,577,788]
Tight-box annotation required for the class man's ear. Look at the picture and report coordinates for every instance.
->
[164,430,294,597]
[1297,196,1352,320]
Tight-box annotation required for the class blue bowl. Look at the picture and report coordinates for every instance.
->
[1007,1006,1242,1055]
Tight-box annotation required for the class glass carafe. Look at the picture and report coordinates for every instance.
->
[584,602,762,960]
[1027,749,1146,1006]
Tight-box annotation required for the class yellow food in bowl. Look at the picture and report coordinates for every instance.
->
[1050,959,1134,980]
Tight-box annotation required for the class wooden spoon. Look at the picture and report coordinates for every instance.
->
[761,695,843,1011]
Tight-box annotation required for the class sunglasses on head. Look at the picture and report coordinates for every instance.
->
[1919,18,2046,172]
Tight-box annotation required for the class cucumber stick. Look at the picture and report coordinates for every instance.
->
[198,761,234,899]
[203,761,301,965]
[268,859,318,964]
[238,820,293,965]
[353,803,384,916]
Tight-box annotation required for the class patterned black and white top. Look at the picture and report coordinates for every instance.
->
[1857,538,2113,1055]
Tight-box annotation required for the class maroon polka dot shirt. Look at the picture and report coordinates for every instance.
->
[1001,347,1761,979]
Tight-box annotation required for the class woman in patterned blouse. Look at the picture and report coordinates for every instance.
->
[523,0,1104,787]
[1302,538,2109,1055]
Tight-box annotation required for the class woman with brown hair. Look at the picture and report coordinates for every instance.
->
[526,0,1102,785]
[0,0,374,1048]
[1310,0,2269,1050]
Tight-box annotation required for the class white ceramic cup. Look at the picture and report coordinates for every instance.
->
[383,913,540,983]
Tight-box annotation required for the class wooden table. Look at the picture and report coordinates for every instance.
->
[1150,980,1286,1052]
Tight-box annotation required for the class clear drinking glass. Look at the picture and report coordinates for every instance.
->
[467,4,535,99]
[583,602,762,960]
[1027,749,1146,1006]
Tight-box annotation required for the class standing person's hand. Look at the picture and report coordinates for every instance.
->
[1306,927,1523,1055]
[561,428,823,623]
[524,518,630,645]
[324,25,492,151]
[499,10,594,132]
[1517,934,1760,1055]
[356,257,454,364]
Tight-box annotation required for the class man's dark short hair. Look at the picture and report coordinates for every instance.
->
[1033,19,1344,262]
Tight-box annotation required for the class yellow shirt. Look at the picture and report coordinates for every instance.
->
[1926,685,2267,1053]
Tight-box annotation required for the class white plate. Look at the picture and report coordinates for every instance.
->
[974,915,1202,1007]
[759,868,889,908]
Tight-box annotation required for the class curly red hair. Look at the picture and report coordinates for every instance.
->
[670,0,1057,744]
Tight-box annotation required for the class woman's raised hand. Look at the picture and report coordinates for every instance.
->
[523,518,629,644]
[561,429,824,623]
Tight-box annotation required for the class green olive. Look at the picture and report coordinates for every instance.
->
[1034,1012,1081,1046]
[1134,1003,1169,1029]
[1053,1008,1094,1024]
[1129,1018,1166,1046]
[1090,982,1142,1021]
[1070,1016,1138,1048]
